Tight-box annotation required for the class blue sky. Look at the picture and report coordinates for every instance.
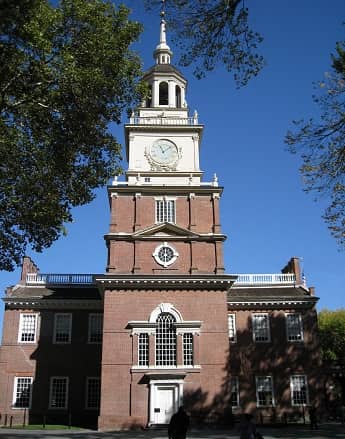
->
[1,1,344,338]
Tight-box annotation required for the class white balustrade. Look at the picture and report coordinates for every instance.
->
[26,273,94,285]
[129,116,198,126]
[234,273,296,285]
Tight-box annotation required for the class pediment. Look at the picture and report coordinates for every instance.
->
[133,222,199,238]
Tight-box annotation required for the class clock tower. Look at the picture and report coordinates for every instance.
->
[97,12,236,430]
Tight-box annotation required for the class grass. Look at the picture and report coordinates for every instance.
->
[2,424,82,430]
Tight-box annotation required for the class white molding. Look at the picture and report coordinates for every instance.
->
[149,303,183,323]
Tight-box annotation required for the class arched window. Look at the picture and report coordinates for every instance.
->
[175,85,181,108]
[159,82,169,105]
[156,313,176,366]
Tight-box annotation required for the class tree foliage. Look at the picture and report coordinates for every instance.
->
[145,0,264,87]
[286,39,345,248]
[318,309,345,363]
[0,0,144,271]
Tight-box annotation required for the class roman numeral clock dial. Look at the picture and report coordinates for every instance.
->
[146,139,181,170]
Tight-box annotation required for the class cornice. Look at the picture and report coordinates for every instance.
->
[124,124,204,134]
[95,274,236,292]
[103,233,227,242]
[3,298,103,310]
[107,185,223,196]
[227,298,318,309]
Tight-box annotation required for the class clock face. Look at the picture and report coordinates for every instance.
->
[149,139,179,165]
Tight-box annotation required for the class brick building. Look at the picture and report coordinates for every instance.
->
[0,16,322,430]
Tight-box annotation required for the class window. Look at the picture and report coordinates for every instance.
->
[256,376,274,406]
[230,377,239,407]
[290,375,309,406]
[53,313,72,344]
[13,377,33,408]
[159,81,168,105]
[86,377,100,410]
[228,314,237,343]
[156,199,176,223]
[18,314,38,343]
[88,314,103,343]
[138,333,149,367]
[176,85,181,108]
[183,333,193,366]
[153,242,179,268]
[49,377,68,409]
[252,314,270,342]
[286,314,303,341]
[156,313,176,366]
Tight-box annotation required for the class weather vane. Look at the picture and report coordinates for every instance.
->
[161,0,166,18]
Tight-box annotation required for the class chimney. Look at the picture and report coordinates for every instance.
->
[281,256,303,285]
[20,256,39,285]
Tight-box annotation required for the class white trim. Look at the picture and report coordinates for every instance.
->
[149,303,183,323]
[153,242,179,267]
[252,313,271,343]
[255,375,275,407]
[228,314,237,343]
[149,379,184,426]
[290,375,309,406]
[285,313,304,342]
[18,313,39,344]
[12,376,33,409]
[53,313,72,344]
[49,376,69,410]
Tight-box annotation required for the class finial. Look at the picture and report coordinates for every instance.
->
[154,0,172,64]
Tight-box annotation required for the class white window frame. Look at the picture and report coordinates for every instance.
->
[153,242,179,268]
[286,313,304,342]
[12,377,33,409]
[49,376,69,410]
[230,377,240,408]
[18,313,38,344]
[88,313,103,344]
[252,313,271,342]
[85,377,101,410]
[256,376,275,407]
[53,313,72,344]
[183,333,194,366]
[155,197,176,224]
[228,314,237,343]
[138,333,149,367]
[290,375,309,406]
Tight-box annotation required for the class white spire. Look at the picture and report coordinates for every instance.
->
[154,5,172,64]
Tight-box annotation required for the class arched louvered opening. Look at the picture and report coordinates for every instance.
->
[175,85,181,108]
[146,84,152,107]
[159,81,169,105]
[156,313,176,366]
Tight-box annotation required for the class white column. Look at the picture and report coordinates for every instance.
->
[153,80,159,107]
[169,81,176,107]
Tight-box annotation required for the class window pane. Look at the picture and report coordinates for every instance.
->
[54,314,71,343]
[253,314,270,342]
[86,378,100,409]
[156,313,176,366]
[156,200,175,223]
[230,377,239,407]
[19,314,37,343]
[183,333,193,366]
[256,376,274,406]
[89,314,103,343]
[287,314,303,341]
[13,377,32,408]
[228,314,236,342]
[138,333,149,366]
[49,377,68,409]
[291,375,308,405]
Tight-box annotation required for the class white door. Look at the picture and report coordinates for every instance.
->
[155,386,175,424]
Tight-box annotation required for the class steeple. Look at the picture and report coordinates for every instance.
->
[153,7,172,64]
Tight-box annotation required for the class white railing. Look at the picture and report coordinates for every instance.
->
[234,273,296,286]
[26,273,94,285]
[129,116,198,126]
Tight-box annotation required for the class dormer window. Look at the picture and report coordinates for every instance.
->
[159,82,168,105]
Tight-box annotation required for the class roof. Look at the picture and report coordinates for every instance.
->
[143,63,185,80]
[5,285,101,301]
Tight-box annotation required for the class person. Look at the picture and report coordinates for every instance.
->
[239,413,259,439]
[309,405,318,430]
[168,406,190,439]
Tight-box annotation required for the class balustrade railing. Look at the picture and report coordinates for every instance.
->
[129,116,198,126]
[234,273,296,285]
[26,273,94,285]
